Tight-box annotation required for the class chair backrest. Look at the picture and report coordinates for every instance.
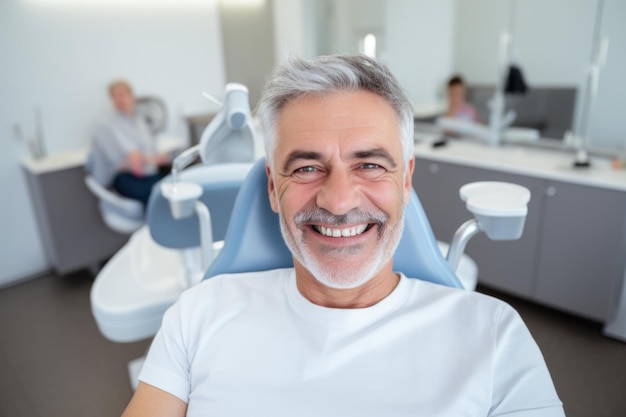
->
[135,95,168,135]
[205,158,463,289]
[147,163,253,249]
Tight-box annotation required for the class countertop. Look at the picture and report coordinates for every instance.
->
[21,135,187,175]
[414,137,626,192]
[22,149,87,175]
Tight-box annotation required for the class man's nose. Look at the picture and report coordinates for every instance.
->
[316,170,361,216]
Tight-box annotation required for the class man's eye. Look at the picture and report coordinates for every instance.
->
[291,165,324,181]
[295,166,317,174]
[361,163,382,170]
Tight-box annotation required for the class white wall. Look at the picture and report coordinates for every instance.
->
[0,0,225,285]
[385,0,456,108]
[272,0,308,61]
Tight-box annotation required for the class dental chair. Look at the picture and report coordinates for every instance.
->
[91,83,259,345]
[90,162,253,343]
[91,83,259,389]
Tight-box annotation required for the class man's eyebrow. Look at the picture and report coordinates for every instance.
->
[283,150,323,172]
[352,148,398,168]
[282,148,398,171]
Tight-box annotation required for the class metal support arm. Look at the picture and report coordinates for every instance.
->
[446,219,482,273]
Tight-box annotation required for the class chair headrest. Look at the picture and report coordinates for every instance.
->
[205,158,462,289]
[135,96,167,135]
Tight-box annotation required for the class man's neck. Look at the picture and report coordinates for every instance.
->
[294,263,400,309]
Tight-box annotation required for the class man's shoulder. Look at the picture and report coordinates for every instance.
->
[405,275,513,316]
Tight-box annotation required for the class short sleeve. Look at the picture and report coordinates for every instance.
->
[138,301,191,403]
[489,305,565,416]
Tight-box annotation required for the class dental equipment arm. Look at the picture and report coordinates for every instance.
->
[161,83,256,283]
[169,83,256,183]
[446,182,530,272]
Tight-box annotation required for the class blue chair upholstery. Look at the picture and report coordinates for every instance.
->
[205,158,463,289]
[147,163,253,249]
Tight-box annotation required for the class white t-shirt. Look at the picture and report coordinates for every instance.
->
[139,268,564,416]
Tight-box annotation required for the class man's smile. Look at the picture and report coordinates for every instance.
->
[310,223,372,237]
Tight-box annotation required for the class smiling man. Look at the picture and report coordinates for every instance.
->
[122,54,564,417]
[269,89,410,304]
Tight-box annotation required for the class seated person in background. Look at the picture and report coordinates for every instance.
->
[445,74,480,123]
[91,79,171,207]
[122,54,564,417]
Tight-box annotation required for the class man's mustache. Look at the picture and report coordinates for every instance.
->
[294,206,388,227]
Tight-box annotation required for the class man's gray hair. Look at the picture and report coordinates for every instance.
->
[257,54,414,167]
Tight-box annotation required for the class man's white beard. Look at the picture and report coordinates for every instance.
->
[279,206,405,290]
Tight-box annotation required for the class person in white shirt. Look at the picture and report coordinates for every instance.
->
[121,54,565,417]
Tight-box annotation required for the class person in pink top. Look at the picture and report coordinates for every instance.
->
[445,75,480,123]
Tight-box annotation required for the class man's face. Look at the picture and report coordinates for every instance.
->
[267,90,414,289]
[110,85,135,115]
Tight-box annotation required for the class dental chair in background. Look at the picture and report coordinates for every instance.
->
[91,83,258,344]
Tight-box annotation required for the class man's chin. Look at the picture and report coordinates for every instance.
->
[302,256,382,290]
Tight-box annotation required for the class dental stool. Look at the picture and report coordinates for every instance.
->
[90,162,253,343]
[204,159,529,290]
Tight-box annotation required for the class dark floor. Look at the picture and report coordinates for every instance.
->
[0,271,625,417]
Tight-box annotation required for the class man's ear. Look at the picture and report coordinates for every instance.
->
[267,164,279,213]
[403,157,415,206]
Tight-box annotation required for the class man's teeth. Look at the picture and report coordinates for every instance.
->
[315,224,368,237]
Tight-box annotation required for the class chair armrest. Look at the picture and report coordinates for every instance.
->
[84,175,143,214]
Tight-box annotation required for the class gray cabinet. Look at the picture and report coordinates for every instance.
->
[533,180,626,321]
[413,156,626,322]
[22,163,129,275]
